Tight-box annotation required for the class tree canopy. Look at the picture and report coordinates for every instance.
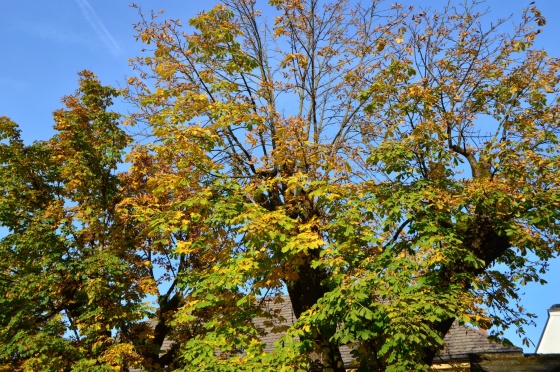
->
[1,0,559,371]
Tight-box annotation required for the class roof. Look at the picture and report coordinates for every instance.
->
[131,296,521,370]
[252,296,354,365]
[254,296,521,366]
[145,319,175,352]
[436,322,521,362]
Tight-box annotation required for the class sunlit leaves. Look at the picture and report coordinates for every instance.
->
[0,72,147,370]
[2,0,559,370]
[124,0,560,370]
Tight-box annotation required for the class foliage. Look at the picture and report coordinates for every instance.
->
[1,0,560,371]
[0,72,149,371]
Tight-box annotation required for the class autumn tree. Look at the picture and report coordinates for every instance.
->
[124,0,560,370]
[1,0,559,371]
[0,72,190,371]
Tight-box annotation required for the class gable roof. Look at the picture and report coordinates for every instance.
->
[254,296,522,366]
[435,323,521,362]
[132,296,521,370]
[252,296,355,364]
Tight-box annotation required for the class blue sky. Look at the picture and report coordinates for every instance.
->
[1,0,559,353]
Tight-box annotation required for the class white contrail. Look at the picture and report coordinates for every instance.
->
[74,0,121,55]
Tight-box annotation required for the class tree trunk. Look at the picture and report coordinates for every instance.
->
[287,257,346,372]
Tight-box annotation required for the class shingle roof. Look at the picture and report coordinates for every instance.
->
[131,296,521,370]
[145,319,175,352]
[253,296,355,363]
[254,296,521,366]
[436,322,521,362]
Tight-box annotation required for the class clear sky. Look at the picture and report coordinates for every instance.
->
[1,0,559,353]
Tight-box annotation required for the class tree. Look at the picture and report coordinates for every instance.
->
[125,0,560,370]
[1,0,559,371]
[0,72,193,371]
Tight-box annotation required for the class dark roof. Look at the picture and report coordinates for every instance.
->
[131,296,521,370]
[436,322,521,362]
[255,296,521,366]
[252,296,354,365]
[145,319,175,352]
